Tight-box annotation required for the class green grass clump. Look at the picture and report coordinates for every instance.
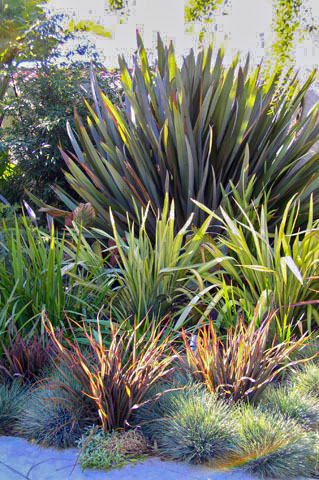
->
[237,405,314,478]
[77,427,149,471]
[290,337,319,363]
[135,383,240,465]
[259,386,319,430]
[0,381,29,435]
[16,380,89,449]
[307,432,319,476]
[290,364,319,398]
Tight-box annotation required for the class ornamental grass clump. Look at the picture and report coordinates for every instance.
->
[43,314,176,432]
[0,380,29,435]
[16,382,88,448]
[179,313,305,403]
[158,388,240,464]
[0,214,114,343]
[290,363,319,399]
[106,196,212,322]
[134,383,240,465]
[0,323,56,383]
[259,386,319,430]
[184,195,319,335]
[236,405,313,478]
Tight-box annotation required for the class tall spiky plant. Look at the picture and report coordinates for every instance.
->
[48,32,319,241]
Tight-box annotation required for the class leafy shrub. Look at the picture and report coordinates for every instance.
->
[77,427,149,471]
[237,405,313,478]
[59,32,319,242]
[0,380,29,435]
[259,386,319,430]
[1,64,123,207]
[0,148,23,202]
[135,383,240,465]
[16,381,88,448]
[188,195,319,336]
[43,314,176,432]
[290,363,319,399]
[178,314,305,403]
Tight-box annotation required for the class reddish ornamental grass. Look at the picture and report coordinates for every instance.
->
[43,314,176,431]
[179,312,308,403]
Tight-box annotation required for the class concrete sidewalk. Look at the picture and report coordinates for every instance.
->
[0,436,312,480]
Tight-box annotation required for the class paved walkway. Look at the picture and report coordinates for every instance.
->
[0,436,260,480]
[0,436,314,480]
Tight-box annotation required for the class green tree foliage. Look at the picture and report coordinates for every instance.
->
[0,0,51,128]
[0,65,123,206]
[268,0,302,75]
[108,0,125,9]
[184,0,229,23]
[0,1,115,206]
[0,0,49,66]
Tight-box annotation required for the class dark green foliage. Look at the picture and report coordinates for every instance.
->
[1,64,123,207]
[0,0,48,66]
[259,386,319,430]
[135,383,240,464]
[0,380,29,435]
[0,214,115,345]
[0,148,22,201]
[237,405,313,478]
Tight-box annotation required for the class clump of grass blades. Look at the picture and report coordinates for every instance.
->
[105,196,211,323]
[308,432,319,477]
[178,313,305,403]
[290,363,319,399]
[259,386,319,430]
[135,383,240,464]
[16,381,89,448]
[0,322,57,383]
[0,380,29,435]
[235,405,314,478]
[43,313,176,432]
[189,196,319,337]
[132,376,196,440]
[289,334,319,363]
[77,427,149,471]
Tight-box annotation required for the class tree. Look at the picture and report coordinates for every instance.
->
[0,1,115,207]
[0,0,50,119]
[0,0,49,66]
[267,0,302,76]
[1,64,123,207]
[184,0,230,23]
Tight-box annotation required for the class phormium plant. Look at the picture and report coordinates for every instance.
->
[178,312,306,403]
[43,313,176,431]
[54,32,319,241]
